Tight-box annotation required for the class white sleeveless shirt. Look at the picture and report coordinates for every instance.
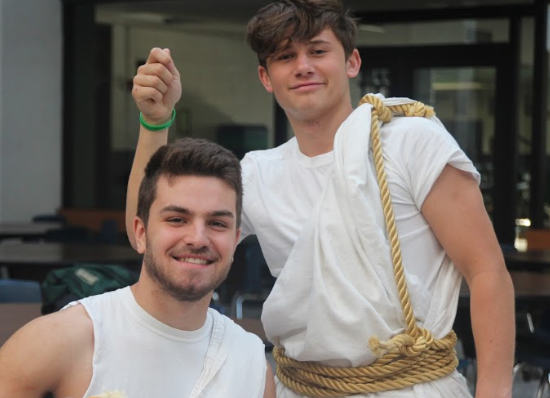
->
[71,287,266,398]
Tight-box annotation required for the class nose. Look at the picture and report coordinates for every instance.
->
[294,52,314,77]
[182,222,209,249]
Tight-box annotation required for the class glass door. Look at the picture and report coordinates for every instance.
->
[356,44,516,243]
[413,67,496,216]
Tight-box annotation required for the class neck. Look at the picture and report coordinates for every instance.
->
[130,274,212,331]
[288,101,354,157]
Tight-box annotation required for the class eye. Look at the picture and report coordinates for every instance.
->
[167,217,186,225]
[312,49,327,55]
[276,53,294,61]
[209,220,228,229]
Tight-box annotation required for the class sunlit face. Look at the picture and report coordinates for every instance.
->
[134,175,240,302]
[258,28,361,123]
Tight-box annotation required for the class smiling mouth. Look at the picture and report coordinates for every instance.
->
[292,83,322,90]
[173,257,213,265]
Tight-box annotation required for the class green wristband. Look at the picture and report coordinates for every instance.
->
[139,109,176,131]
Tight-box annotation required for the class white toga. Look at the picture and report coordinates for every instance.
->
[240,99,479,397]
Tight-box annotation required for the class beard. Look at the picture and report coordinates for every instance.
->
[143,240,231,302]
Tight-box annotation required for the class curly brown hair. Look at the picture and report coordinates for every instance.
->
[246,0,358,68]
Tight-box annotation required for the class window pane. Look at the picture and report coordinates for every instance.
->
[357,19,509,46]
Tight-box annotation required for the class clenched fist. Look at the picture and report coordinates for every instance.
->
[132,47,182,125]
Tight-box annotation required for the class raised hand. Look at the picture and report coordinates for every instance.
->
[132,47,182,125]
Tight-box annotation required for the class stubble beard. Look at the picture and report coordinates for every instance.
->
[143,241,231,302]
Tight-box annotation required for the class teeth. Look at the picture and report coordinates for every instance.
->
[180,257,208,265]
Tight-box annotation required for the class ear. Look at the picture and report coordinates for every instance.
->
[346,49,362,79]
[258,66,273,93]
[234,228,241,251]
[134,216,147,255]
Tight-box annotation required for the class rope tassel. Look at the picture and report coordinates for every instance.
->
[273,95,459,397]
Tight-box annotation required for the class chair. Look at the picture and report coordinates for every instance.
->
[232,236,275,319]
[513,308,550,398]
[96,219,119,244]
[0,279,42,303]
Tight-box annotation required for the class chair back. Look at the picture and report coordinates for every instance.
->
[241,237,274,294]
[0,279,42,303]
[44,226,92,243]
[97,219,119,244]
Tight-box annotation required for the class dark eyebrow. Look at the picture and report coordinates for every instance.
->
[279,38,330,51]
[308,39,331,46]
[160,205,234,219]
[210,210,235,219]
[161,205,191,215]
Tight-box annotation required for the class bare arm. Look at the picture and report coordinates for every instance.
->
[422,165,514,398]
[0,306,93,398]
[263,361,276,398]
[126,47,182,249]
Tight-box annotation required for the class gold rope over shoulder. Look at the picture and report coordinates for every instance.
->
[273,94,459,397]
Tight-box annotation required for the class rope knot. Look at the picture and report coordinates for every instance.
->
[359,94,392,123]
[368,328,434,358]
[402,101,435,118]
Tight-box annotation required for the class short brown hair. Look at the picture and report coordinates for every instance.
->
[246,0,358,68]
[137,138,243,228]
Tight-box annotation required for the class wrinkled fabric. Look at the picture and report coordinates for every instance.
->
[253,97,477,397]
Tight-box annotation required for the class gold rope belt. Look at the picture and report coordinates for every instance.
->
[273,94,459,397]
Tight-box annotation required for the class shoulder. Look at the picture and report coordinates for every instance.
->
[382,116,453,143]
[210,310,265,352]
[229,320,265,349]
[381,116,479,205]
[381,116,463,164]
[242,138,296,167]
[218,312,264,344]
[241,138,297,186]
[199,312,267,398]
[0,304,92,395]
[4,303,92,353]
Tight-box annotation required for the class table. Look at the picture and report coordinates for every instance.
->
[504,249,550,272]
[0,222,61,241]
[0,242,142,281]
